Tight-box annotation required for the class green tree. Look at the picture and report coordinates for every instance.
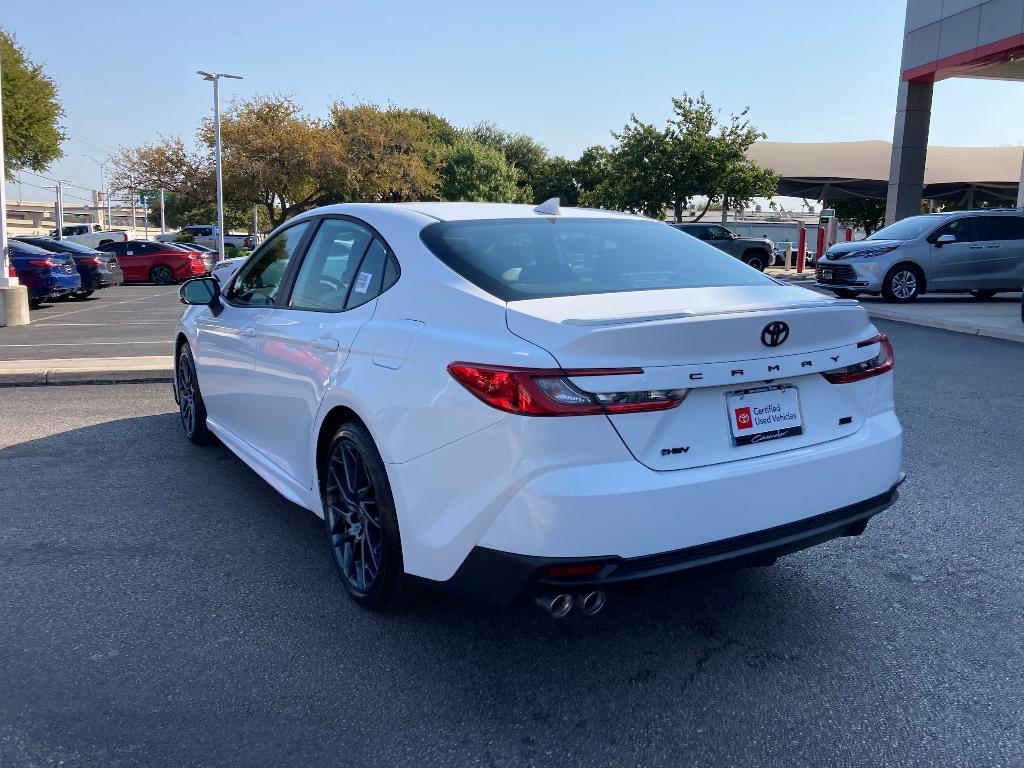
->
[829,198,887,235]
[1,29,65,179]
[327,101,441,202]
[531,156,580,206]
[580,92,777,221]
[581,117,671,218]
[439,134,527,202]
[469,122,548,200]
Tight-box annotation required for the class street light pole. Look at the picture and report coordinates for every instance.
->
[197,71,242,260]
[160,188,166,234]
[82,154,110,228]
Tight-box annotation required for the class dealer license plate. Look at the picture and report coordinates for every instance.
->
[726,386,803,446]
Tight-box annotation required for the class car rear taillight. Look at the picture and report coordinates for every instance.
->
[7,264,15,277]
[822,333,894,384]
[447,363,687,416]
[29,258,58,268]
[79,257,102,265]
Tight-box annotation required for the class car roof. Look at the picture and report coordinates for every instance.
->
[298,201,642,224]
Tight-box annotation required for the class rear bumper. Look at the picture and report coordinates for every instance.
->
[441,482,902,606]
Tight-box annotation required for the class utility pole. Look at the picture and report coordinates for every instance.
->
[0,48,31,326]
[130,191,136,238]
[253,204,258,243]
[160,189,166,234]
[54,181,65,240]
[198,71,243,265]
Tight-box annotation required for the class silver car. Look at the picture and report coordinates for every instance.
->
[816,210,1024,302]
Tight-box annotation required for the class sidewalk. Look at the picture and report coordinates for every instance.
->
[768,268,1024,343]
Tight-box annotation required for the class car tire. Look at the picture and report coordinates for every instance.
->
[72,289,95,300]
[881,265,922,303]
[322,422,419,611]
[831,288,861,299]
[151,265,175,285]
[969,289,998,299]
[742,251,768,271]
[28,297,42,309]
[176,342,213,446]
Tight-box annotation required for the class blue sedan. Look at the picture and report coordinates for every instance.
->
[9,240,82,307]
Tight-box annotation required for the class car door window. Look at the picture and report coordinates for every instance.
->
[345,239,389,310]
[707,226,733,240]
[934,217,976,243]
[981,216,1024,241]
[227,222,310,307]
[288,219,374,312]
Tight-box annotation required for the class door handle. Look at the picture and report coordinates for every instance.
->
[986,243,1000,248]
[240,327,256,337]
[312,337,341,352]
[969,244,984,249]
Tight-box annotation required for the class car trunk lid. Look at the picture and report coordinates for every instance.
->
[506,285,883,471]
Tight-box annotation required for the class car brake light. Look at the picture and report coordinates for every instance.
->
[80,257,101,265]
[28,259,58,267]
[822,333,894,384]
[447,363,687,416]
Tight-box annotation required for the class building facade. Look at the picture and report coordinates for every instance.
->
[887,0,1024,222]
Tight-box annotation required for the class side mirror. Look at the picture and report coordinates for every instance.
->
[935,234,955,247]
[179,277,222,315]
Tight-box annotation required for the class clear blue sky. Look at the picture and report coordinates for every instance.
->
[4,0,1024,201]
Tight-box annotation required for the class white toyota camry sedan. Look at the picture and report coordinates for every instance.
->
[174,201,904,615]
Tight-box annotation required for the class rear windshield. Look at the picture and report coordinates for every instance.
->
[420,218,775,301]
[867,215,945,241]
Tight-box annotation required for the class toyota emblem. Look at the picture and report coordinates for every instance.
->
[761,321,790,347]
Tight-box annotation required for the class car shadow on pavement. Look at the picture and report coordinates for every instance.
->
[2,410,899,764]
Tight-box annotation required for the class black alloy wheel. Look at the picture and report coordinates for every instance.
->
[176,343,212,445]
[151,265,175,285]
[322,423,417,610]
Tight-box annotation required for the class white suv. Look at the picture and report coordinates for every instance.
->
[174,202,904,614]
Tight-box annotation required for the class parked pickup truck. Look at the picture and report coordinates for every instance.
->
[49,224,129,249]
[155,225,254,250]
[670,223,774,271]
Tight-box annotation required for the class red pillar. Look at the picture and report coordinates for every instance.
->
[815,226,826,268]
[796,226,807,273]
[845,227,854,242]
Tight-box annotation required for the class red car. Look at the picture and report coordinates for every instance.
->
[97,240,206,285]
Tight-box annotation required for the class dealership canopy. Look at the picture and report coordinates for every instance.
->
[747,140,1023,204]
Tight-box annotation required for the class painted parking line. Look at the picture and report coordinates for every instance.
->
[31,293,178,323]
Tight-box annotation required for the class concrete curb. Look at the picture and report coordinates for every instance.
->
[0,356,174,386]
[863,306,1024,343]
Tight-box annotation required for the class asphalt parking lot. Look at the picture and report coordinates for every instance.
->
[1,320,1021,767]
[0,286,180,362]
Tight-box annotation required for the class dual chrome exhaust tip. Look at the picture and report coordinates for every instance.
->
[535,590,607,618]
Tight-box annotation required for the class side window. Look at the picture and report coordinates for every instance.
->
[981,216,1024,241]
[228,222,310,307]
[288,219,374,312]
[934,217,976,243]
[346,239,388,310]
[382,254,400,292]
